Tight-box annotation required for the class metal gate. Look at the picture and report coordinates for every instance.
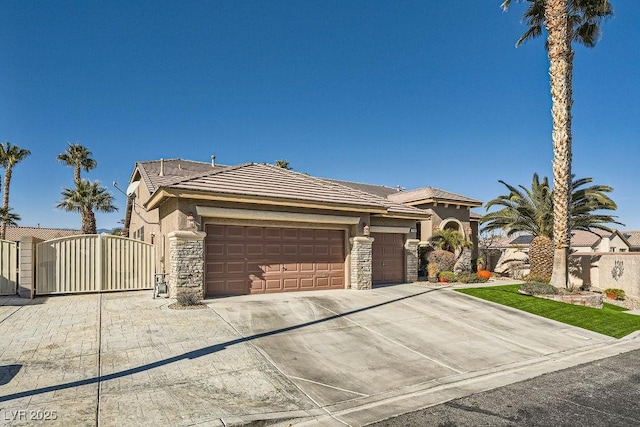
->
[36,234,154,295]
[0,239,17,295]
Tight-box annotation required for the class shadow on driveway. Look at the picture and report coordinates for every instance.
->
[0,288,435,403]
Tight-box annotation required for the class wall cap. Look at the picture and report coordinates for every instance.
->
[168,230,207,241]
[350,236,375,244]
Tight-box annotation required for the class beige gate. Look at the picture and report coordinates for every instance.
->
[36,234,154,295]
[0,239,17,295]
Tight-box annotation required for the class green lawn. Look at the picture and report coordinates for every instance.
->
[455,284,640,338]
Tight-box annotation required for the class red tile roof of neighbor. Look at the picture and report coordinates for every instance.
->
[5,226,82,242]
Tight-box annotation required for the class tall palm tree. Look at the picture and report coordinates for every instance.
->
[481,173,622,280]
[57,180,117,234]
[57,143,97,186]
[0,142,31,240]
[502,0,613,287]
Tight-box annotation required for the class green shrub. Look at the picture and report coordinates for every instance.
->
[603,288,626,301]
[519,282,559,295]
[457,272,488,284]
[427,249,456,272]
[439,271,457,282]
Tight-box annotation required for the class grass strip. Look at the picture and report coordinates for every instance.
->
[455,284,640,338]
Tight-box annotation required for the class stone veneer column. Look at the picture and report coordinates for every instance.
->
[168,230,207,299]
[405,239,420,283]
[349,236,374,290]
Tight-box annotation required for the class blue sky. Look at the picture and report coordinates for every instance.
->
[1,1,638,231]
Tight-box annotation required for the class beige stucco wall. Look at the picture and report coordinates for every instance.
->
[571,253,640,298]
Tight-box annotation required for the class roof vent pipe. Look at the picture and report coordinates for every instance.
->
[211,155,216,167]
[159,158,165,177]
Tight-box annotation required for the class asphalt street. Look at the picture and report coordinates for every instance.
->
[370,348,640,427]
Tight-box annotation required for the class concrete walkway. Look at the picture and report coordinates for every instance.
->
[1,283,639,426]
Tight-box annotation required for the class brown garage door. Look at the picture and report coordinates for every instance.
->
[372,233,405,285]
[205,225,345,296]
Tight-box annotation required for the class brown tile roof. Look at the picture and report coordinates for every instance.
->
[6,226,82,242]
[135,159,227,193]
[570,229,605,248]
[323,179,400,198]
[166,163,430,217]
[387,186,482,206]
[623,231,640,248]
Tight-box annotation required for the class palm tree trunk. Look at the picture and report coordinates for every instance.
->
[546,0,573,289]
[74,165,81,187]
[1,167,12,240]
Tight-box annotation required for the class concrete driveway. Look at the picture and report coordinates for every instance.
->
[1,283,639,426]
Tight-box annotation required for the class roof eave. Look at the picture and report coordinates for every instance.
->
[146,187,388,214]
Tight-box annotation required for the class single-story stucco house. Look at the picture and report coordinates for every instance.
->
[124,158,481,298]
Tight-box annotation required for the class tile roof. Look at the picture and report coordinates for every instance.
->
[570,229,605,247]
[135,159,227,193]
[323,179,401,198]
[6,226,82,242]
[166,163,430,217]
[622,230,640,248]
[387,186,482,206]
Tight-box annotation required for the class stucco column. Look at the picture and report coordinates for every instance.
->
[405,239,420,283]
[168,230,206,299]
[349,236,374,290]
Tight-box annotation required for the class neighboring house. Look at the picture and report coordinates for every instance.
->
[5,226,83,244]
[124,158,481,297]
[570,229,630,253]
[489,229,631,277]
[622,231,640,252]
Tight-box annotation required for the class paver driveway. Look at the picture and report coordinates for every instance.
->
[1,283,638,426]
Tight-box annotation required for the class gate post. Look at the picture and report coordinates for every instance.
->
[19,236,42,298]
[168,230,206,299]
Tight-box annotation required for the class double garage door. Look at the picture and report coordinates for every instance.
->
[205,225,345,296]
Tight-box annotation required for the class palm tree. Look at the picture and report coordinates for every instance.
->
[57,143,97,186]
[274,160,292,170]
[0,207,21,228]
[481,173,622,280]
[502,0,613,287]
[0,142,31,240]
[57,180,118,234]
[430,228,472,256]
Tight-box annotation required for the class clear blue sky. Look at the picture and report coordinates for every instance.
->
[1,1,638,231]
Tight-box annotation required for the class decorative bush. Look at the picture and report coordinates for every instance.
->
[457,272,488,284]
[427,249,456,273]
[603,288,626,301]
[477,270,491,280]
[519,282,559,295]
[439,271,457,282]
[427,262,439,278]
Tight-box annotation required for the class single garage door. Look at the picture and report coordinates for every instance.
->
[205,225,345,296]
[372,233,405,285]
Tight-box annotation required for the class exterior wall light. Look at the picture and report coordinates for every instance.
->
[363,224,370,236]
[186,212,196,229]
